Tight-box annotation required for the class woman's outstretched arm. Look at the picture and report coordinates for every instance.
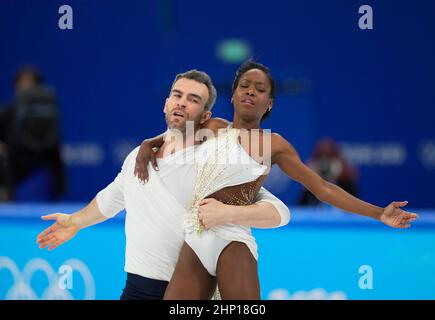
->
[271,133,418,228]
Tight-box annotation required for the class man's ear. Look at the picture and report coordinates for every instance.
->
[200,110,212,124]
[163,98,169,114]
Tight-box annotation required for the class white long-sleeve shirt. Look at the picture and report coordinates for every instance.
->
[96,145,290,281]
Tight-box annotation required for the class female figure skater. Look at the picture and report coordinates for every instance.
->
[135,60,418,300]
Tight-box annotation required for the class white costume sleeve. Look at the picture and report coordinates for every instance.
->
[96,148,137,218]
[255,186,291,227]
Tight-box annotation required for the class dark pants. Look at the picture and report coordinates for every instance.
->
[120,273,169,300]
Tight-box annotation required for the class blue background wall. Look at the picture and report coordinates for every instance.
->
[1,0,434,207]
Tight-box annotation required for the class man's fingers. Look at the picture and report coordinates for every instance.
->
[200,198,214,206]
[41,213,59,221]
[37,227,52,240]
[198,212,208,229]
[48,241,64,251]
[38,235,58,248]
[37,233,56,244]
[37,224,58,240]
[39,235,58,249]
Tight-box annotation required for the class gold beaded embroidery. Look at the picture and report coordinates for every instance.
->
[185,128,265,234]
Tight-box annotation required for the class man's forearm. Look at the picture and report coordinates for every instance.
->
[229,202,281,228]
[320,182,383,220]
[71,197,109,230]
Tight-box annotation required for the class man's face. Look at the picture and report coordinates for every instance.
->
[164,78,211,133]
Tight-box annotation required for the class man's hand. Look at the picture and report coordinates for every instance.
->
[380,201,418,228]
[36,213,79,250]
[134,141,159,183]
[198,198,235,230]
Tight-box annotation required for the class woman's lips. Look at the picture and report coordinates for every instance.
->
[241,98,255,106]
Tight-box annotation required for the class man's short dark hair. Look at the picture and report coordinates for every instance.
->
[171,70,217,111]
[232,60,276,121]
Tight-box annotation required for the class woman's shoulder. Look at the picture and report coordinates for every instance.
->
[202,117,231,132]
[268,132,296,154]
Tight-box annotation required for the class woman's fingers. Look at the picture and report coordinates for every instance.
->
[392,201,408,208]
[151,154,159,172]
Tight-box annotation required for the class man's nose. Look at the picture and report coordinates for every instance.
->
[177,98,187,108]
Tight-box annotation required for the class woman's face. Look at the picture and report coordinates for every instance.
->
[232,68,273,122]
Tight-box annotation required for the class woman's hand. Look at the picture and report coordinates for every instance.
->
[379,201,418,228]
[134,141,159,183]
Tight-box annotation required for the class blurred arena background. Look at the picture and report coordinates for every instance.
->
[0,0,434,300]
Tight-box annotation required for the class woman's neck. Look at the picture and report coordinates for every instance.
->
[232,114,261,130]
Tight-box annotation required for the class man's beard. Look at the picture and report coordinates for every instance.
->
[165,113,202,136]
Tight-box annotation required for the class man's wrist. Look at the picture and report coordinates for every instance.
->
[70,213,82,230]
[227,205,242,224]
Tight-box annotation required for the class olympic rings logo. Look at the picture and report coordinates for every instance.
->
[0,256,95,300]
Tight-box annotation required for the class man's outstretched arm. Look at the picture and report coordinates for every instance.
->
[37,148,134,250]
[36,197,108,250]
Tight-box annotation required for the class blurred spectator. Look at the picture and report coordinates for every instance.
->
[0,66,65,201]
[298,138,358,206]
